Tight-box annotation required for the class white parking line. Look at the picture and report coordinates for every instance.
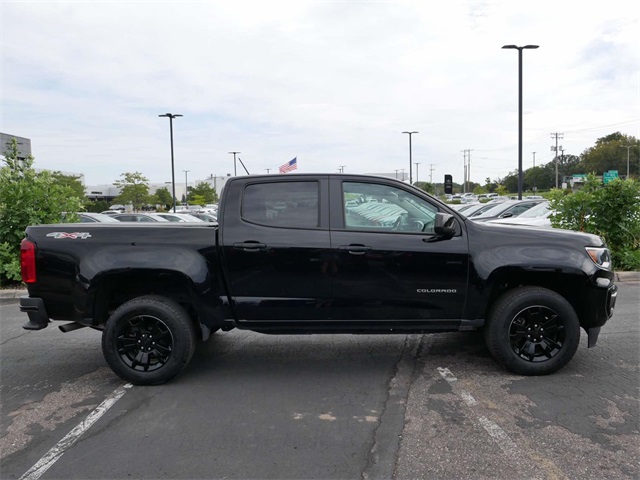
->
[437,367,540,477]
[19,383,132,480]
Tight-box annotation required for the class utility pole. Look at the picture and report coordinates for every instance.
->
[462,151,466,193]
[560,147,565,186]
[228,151,240,176]
[429,164,435,184]
[461,149,472,193]
[265,168,270,174]
[339,165,346,173]
[551,133,563,188]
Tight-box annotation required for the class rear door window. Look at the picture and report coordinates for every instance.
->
[242,182,319,228]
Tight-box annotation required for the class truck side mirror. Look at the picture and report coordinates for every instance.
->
[434,213,456,237]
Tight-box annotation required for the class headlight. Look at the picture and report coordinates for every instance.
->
[585,247,612,270]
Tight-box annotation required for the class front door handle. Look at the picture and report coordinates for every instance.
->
[233,242,267,251]
[338,245,372,255]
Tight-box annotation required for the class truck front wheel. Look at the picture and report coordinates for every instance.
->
[484,286,580,375]
[102,295,196,385]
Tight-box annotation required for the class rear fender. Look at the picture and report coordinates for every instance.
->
[80,247,224,330]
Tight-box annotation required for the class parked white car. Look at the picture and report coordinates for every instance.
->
[488,201,554,228]
[154,213,204,223]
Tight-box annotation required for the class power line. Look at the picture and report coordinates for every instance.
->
[564,120,638,134]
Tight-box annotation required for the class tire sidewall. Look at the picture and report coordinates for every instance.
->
[486,287,580,375]
[102,296,195,385]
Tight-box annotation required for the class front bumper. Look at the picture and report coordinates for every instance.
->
[20,296,50,330]
[585,281,618,348]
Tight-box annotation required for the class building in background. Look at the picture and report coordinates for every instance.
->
[1,132,32,160]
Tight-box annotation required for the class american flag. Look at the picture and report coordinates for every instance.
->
[279,157,298,174]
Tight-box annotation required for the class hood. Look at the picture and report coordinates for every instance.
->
[468,218,606,247]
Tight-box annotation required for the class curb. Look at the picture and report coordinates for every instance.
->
[0,288,27,300]
[616,271,640,282]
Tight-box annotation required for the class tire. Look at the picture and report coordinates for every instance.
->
[102,295,197,385]
[484,286,580,375]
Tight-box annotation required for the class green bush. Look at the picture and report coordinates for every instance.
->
[548,175,640,271]
[614,249,640,271]
[84,199,111,213]
[0,139,84,284]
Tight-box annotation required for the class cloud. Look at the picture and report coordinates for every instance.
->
[1,1,638,186]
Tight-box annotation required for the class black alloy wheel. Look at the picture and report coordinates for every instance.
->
[102,295,196,385]
[116,315,174,372]
[484,286,580,375]
[508,306,565,362]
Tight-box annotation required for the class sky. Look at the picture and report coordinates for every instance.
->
[1,0,639,187]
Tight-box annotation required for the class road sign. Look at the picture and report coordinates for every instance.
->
[444,175,453,194]
[603,170,619,184]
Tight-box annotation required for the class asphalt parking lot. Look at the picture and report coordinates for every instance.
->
[1,280,638,480]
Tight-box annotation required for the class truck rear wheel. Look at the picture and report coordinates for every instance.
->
[102,295,196,385]
[484,286,580,375]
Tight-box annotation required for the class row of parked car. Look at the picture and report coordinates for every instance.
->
[451,198,552,227]
[71,208,218,224]
[71,200,551,227]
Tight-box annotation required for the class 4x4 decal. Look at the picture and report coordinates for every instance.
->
[46,232,92,239]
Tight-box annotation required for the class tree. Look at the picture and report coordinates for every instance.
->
[0,138,84,283]
[501,172,519,193]
[483,177,499,193]
[187,182,218,204]
[50,172,86,199]
[113,172,150,212]
[84,199,111,213]
[495,185,508,196]
[580,132,639,178]
[414,181,435,194]
[524,166,547,192]
[153,187,173,210]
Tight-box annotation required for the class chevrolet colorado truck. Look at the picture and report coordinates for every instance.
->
[19,174,618,385]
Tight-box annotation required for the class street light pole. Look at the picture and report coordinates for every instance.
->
[183,170,189,204]
[402,131,418,184]
[415,163,420,183]
[158,113,183,212]
[620,145,633,178]
[502,44,539,200]
[532,152,536,191]
[229,151,240,176]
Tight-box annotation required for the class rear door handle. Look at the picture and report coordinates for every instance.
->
[338,245,372,255]
[233,242,267,251]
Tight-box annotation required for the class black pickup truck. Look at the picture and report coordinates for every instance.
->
[19,174,618,385]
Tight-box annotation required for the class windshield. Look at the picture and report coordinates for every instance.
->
[517,201,550,218]
[472,202,515,218]
[464,203,501,218]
